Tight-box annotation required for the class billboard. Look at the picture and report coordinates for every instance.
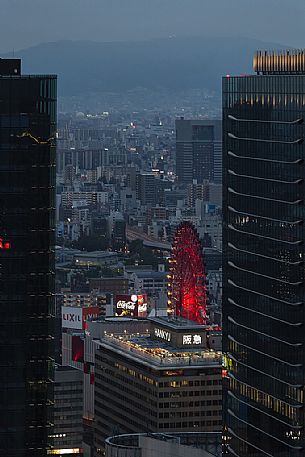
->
[115,294,147,318]
[62,306,100,330]
[62,306,83,330]
[82,306,100,329]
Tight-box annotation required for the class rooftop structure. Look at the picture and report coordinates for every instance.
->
[94,317,222,450]
[254,49,305,74]
[95,333,221,369]
[105,432,222,457]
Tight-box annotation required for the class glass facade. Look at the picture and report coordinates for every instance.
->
[223,74,305,456]
[176,120,216,184]
[0,69,57,456]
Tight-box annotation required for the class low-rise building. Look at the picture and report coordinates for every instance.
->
[74,251,119,267]
[51,365,83,456]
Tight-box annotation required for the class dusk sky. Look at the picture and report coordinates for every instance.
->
[2,0,305,51]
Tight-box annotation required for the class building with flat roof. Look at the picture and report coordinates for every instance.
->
[89,277,129,295]
[62,318,152,457]
[175,119,222,185]
[94,317,222,454]
[51,366,83,456]
[105,432,221,457]
[74,251,119,267]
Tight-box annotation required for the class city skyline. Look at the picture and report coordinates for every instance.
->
[2,1,305,455]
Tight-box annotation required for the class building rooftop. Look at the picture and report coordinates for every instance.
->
[106,432,221,457]
[75,251,118,258]
[254,49,305,74]
[150,316,204,330]
[133,271,167,279]
[95,333,222,369]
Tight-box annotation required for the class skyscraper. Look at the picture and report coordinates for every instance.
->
[176,119,222,185]
[0,59,56,456]
[223,50,305,456]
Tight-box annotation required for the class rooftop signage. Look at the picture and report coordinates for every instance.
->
[115,294,148,318]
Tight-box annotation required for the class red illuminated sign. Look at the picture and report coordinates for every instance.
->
[0,237,11,250]
[72,336,84,363]
[82,306,99,330]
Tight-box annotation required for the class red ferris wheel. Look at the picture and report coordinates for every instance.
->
[167,222,207,324]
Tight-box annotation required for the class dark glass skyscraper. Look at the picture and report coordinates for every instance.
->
[176,119,222,184]
[223,51,305,457]
[0,59,56,456]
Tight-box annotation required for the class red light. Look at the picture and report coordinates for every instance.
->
[222,369,228,378]
[72,336,84,363]
[226,74,231,78]
[0,238,11,250]
[168,222,207,324]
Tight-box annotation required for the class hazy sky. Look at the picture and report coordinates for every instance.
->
[2,0,305,51]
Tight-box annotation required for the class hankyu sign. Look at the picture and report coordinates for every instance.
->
[152,323,206,348]
[182,334,202,345]
[154,328,171,342]
[115,294,147,317]
[62,306,99,330]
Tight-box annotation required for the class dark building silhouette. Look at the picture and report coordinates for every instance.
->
[223,50,305,456]
[176,119,222,184]
[0,59,56,456]
[136,172,158,206]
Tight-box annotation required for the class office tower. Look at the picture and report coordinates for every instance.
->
[52,366,83,456]
[136,172,158,206]
[94,317,222,453]
[175,119,222,185]
[223,50,305,456]
[186,181,210,207]
[0,59,56,456]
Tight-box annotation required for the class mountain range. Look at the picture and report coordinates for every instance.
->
[5,36,287,97]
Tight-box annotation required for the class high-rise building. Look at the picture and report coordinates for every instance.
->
[136,172,158,206]
[223,50,305,456]
[176,119,222,185]
[186,181,210,207]
[0,59,56,456]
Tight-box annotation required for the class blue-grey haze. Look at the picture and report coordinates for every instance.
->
[1,0,305,51]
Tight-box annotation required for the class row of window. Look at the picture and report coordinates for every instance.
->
[229,377,301,422]
[159,410,221,418]
[159,420,222,428]
[96,398,157,429]
[95,373,158,407]
[159,390,222,398]
[159,379,221,387]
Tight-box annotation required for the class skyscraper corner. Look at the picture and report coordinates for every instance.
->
[0,58,57,457]
[223,49,305,456]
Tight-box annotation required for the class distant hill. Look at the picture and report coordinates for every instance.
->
[5,36,287,96]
